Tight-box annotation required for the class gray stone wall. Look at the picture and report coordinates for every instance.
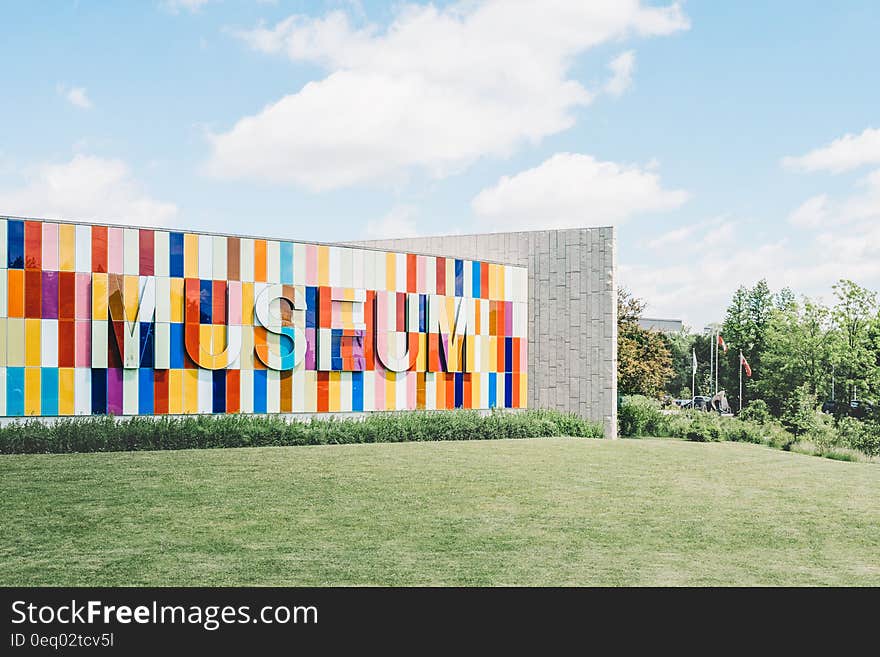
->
[348,227,617,438]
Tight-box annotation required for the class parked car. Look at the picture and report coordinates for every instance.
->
[691,396,713,411]
[821,399,876,419]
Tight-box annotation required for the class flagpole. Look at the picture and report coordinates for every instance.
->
[739,350,743,413]
[709,329,714,397]
[715,328,719,396]
[692,349,696,405]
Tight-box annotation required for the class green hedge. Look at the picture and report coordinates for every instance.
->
[618,395,878,461]
[0,409,603,455]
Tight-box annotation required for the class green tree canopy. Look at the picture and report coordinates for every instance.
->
[617,288,674,397]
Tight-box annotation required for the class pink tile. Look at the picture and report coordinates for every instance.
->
[75,273,91,320]
[108,227,123,273]
[42,222,59,270]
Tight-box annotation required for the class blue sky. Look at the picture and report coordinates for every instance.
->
[1,1,879,328]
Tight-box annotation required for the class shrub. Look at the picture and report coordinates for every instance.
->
[839,417,880,456]
[783,384,820,436]
[0,409,603,455]
[680,412,723,442]
[617,395,671,437]
[739,399,771,424]
[805,411,840,450]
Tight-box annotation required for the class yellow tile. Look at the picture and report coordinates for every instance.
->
[464,335,477,372]
[385,371,396,410]
[124,275,139,322]
[329,371,340,412]
[241,282,254,326]
[184,233,199,278]
[92,273,108,320]
[212,325,230,369]
[303,370,316,412]
[385,252,396,291]
[170,278,184,323]
[6,318,24,367]
[59,368,75,415]
[184,368,199,414]
[25,319,41,367]
[0,319,6,367]
[417,332,427,372]
[25,368,40,415]
[169,369,183,414]
[59,224,76,271]
[240,326,254,370]
[318,246,330,286]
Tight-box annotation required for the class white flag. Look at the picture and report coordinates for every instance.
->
[692,349,698,375]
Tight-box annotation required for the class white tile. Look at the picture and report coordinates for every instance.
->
[41,319,58,367]
[123,368,138,415]
[74,368,91,415]
[198,234,213,280]
[123,228,139,275]
[154,231,170,277]
[75,225,91,273]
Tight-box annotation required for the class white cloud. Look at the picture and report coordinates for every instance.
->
[788,194,829,228]
[631,170,880,327]
[782,127,880,174]
[471,152,689,230]
[210,1,689,190]
[0,155,178,226]
[605,50,635,97]
[623,239,790,330]
[364,205,420,239]
[161,0,211,14]
[57,84,92,109]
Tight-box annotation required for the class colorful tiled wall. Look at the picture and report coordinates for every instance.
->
[0,218,528,416]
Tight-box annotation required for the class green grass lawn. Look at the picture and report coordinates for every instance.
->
[2,437,878,586]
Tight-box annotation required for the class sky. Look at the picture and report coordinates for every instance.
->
[1,0,878,329]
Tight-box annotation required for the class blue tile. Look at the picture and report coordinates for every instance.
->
[91,369,107,414]
[170,323,185,369]
[7,219,23,269]
[212,370,226,413]
[169,232,184,278]
[199,280,212,324]
[253,369,267,413]
[138,368,154,414]
[7,367,24,416]
[280,242,293,284]
[40,368,59,416]
[351,371,363,412]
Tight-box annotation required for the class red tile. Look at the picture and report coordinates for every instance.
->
[139,229,154,276]
[24,221,41,270]
[435,258,446,295]
[91,225,108,273]
[24,270,42,318]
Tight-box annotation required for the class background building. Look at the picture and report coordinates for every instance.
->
[637,318,683,333]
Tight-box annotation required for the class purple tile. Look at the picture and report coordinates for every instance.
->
[107,368,123,415]
[42,271,59,319]
[305,328,316,370]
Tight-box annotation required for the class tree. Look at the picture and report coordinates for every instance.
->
[719,280,778,410]
[617,288,674,397]
[757,297,835,413]
[830,279,879,401]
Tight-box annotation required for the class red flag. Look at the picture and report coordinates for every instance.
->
[740,353,752,377]
[718,334,728,353]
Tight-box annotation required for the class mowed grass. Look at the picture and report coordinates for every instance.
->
[1,438,879,586]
